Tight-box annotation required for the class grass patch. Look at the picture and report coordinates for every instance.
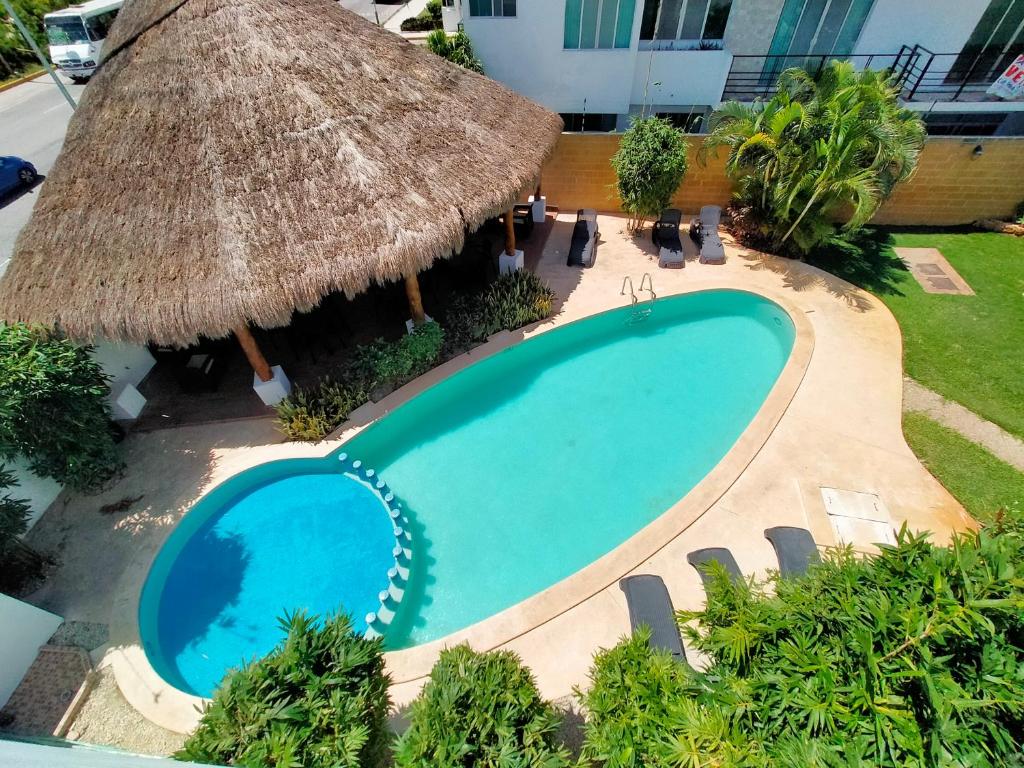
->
[0,65,43,88]
[903,411,1024,525]
[875,230,1024,439]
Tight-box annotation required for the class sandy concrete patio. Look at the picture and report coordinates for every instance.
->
[21,213,975,739]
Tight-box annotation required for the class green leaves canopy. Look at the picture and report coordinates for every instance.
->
[612,116,690,232]
[704,61,925,255]
[0,323,121,491]
[427,30,484,74]
[178,612,392,768]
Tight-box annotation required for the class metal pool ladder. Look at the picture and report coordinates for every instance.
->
[621,274,656,324]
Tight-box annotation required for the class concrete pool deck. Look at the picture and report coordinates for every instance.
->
[21,213,976,736]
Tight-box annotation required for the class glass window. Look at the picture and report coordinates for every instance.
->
[951,0,1024,83]
[639,0,733,41]
[469,0,515,16]
[564,0,636,49]
[767,0,874,57]
[559,112,618,131]
[44,17,90,46]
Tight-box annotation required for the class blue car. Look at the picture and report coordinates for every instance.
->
[0,156,39,197]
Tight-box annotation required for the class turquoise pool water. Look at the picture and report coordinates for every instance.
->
[141,290,794,695]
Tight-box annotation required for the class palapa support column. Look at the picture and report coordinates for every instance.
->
[405,272,426,326]
[529,180,547,223]
[235,325,292,406]
[499,207,525,275]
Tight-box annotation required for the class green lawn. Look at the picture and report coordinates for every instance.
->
[903,412,1024,525]
[876,231,1024,440]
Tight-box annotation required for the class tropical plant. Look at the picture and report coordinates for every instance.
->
[351,321,445,389]
[0,323,121,491]
[481,269,555,333]
[579,521,1024,767]
[395,644,571,768]
[275,378,370,442]
[400,0,443,32]
[704,61,925,256]
[611,116,689,232]
[426,29,484,74]
[0,466,50,593]
[0,0,68,80]
[178,612,392,768]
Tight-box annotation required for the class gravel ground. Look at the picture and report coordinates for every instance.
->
[65,668,187,756]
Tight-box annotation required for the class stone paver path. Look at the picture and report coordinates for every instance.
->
[904,378,1024,471]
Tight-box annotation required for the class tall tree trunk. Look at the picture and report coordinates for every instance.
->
[780,188,821,246]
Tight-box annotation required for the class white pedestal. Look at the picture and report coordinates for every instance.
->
[499,249,525,275]
[253,365,292,406]
[405,313,434,335]
[112,383,146,420]
[529,195,547,223]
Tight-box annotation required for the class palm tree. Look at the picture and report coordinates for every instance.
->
[704,60,925,255]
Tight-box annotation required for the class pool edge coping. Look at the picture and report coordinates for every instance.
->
[106,284,814,734]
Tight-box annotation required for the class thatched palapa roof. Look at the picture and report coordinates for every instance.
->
[0,0,563,346]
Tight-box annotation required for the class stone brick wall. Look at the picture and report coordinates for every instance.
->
[540,133,1024,226]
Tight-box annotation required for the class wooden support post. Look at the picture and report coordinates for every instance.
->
[504,208,516,256]
[235,325,273,382]
[405,272,426,326]
[534,182,542,200]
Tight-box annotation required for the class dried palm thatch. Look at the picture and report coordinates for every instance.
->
[0,0,563,346]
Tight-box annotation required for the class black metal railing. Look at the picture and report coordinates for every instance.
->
[722,45,1006,103]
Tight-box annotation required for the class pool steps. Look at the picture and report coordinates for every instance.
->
[336,452,412,641]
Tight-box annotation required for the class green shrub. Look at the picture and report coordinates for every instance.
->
[580,523,1024,766]
[395,644,571,768]
[352,321,444,390]
[178,612,392,768]
[482,270,555,333]
[440,294,490,353]
[611,116,689,232]
[426,30,485,74]
[427,0,442,21]
[0,323,121,491]
[705,62,925,257]
[0,466,50,593]
[400,2,443,32]
[275,378,369,442]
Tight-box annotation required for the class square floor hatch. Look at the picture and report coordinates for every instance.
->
[820,487,897,548]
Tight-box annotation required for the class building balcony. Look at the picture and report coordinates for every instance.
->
[722,46,1018,106]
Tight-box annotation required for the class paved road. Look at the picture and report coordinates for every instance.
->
[0,74,85,276]
[338,0,408,24]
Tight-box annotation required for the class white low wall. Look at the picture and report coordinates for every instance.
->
[4,456,62,530]
[0,594,62,708]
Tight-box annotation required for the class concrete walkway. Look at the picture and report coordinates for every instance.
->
[903,378,1024,471]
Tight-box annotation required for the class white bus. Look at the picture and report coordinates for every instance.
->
[43,0,123,82]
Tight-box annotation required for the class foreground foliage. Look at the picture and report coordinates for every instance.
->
[427,29,484,74]
[0,323,121,491]
[611,116,689,232]
[395,645,571,768]
[0,0,68,80]
[0,466,49,593]
[581,523,1024,767]
[705,61,924,257]
[179,612,392,768]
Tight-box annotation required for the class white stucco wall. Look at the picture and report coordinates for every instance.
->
[723,0,785,54]
[5,455,62,529]
[854,0,989,57]
[92,341,156,392]
[0,594,62,708]
[631,49,734,106]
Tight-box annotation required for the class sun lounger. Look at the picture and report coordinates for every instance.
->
[619,575,686,661]
[764,527,820,578]
[686,547,742,588]
[566,209,598,267]
[699,205,722,230]
[699,230,726,264]
[653,208,684,268]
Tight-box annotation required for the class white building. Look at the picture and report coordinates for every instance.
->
[451,0,1024,134]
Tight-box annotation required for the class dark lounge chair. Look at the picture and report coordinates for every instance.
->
[619,575,686,661]
[512,203,534,242]
[653,208,684,268]
[566,208,598,267]
[764,527,821,578]
[686,547,743,588]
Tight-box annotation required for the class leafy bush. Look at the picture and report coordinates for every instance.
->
[400,1,443,32]
[276,323,442,441]
[426,30,484,74]
[395,644,571,768]
[178,612,392,768]
[705,61,925,257]
[580,523,1024,766]
[0,323,121,491]
[351,321,444,389]
[0,466,50,593]
[0,0,69,79]
[481,270,555,334]
[275,378,370,442]
[442,271,555,352]
[611,116,689,232]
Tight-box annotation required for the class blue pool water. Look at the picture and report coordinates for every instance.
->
[141,290,794,695]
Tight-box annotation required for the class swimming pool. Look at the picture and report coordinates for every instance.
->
[140,289,794,696]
